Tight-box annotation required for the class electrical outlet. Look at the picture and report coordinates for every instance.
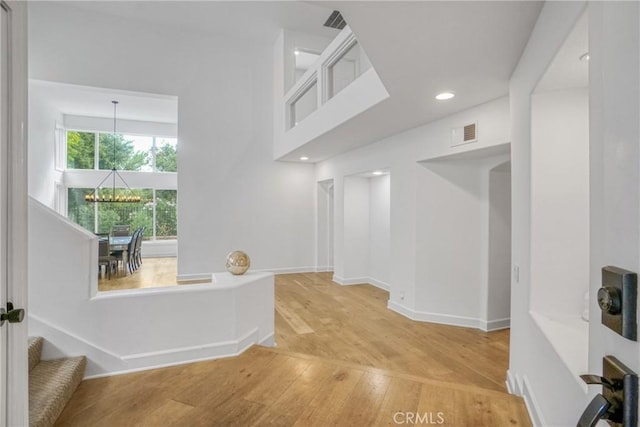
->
[513,265,520,283]
[400,292,405,300]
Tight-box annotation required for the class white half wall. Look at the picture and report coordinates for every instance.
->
[28,197,274,377]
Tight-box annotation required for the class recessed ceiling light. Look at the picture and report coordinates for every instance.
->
[579,52,590,62]
[299,156,309,161]
[372,171,384,175]
[435,92,455,101]
[294,49,300,56]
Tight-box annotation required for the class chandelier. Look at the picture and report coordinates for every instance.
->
[85,101,142,203]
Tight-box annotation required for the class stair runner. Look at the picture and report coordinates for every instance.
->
[28,337,86,427]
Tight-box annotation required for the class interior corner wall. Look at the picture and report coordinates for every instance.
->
[368,175,390,287]
[530,87,589,317]
[28,89,63,209]
[508,2,591,425]
[316,96,511,317]
[487,165,511,325]
[341,176,370,281]
[316,180,334,271]
[415,161,486,323]
[28,2,316,275]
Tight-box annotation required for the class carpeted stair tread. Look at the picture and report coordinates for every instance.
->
[28,337,44,372]
[29,356,86,427]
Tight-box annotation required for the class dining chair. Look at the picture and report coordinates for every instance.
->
[98,239,117,279]
[111,225,131,237]
[133,227,145,269]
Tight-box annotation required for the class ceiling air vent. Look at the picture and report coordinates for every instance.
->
[324,10,347,30]
[451,122,478,147]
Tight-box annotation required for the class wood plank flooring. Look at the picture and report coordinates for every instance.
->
[274,272,510,392]
[59,267,526,426]
[56,346,530,427]
[98,257,211,292]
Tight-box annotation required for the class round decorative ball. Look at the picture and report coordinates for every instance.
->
[225,251,251,275]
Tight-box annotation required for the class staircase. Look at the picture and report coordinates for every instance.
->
[28,337,86,427]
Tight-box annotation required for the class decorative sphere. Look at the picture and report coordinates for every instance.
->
[225,251,250,275]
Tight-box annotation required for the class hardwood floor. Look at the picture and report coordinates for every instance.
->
[59,267,526,426]
[98,257,210,292]
[56,346,529,427]
[274,272,510,393]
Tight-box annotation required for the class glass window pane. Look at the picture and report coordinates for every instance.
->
[96,189,153,236]
[290,81,317,128]
[66,131,95,169]
[99,133,150,171]
[294,50,320,84]
[155,190,177,240]
[155,138,177,172]
[328,42,371,99]
[67,188,95,232]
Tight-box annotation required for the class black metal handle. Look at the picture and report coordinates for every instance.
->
[577,394,611,427]
[0,303,25,327]
[580,374,622,390]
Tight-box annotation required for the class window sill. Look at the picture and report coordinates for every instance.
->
[530,310,589,393]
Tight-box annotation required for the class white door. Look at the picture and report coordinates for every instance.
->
[0,1,28,426]
[587,1,639,425]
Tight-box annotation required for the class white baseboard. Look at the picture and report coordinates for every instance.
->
[480,317,511,331]
[506,370,521,395]
[367,278,390,291]
[254,266,317,274]
[332,275,369,285]
[521,376,546,427]
[387,301,510,332]
[331,275,389,291]
[314,266,334,272]
[176,273,214,283]
[29,314,271,379]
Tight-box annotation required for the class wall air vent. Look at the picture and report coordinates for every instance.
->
[451,122,478,147]
[324,10,347,30]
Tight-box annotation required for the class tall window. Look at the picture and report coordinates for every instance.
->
[68,188,177,240]
[66,131,177,172]
[65,130,177,241]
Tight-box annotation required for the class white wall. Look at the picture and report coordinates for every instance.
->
[316,180,334,271]
[28,89,63,208]
[28,2,316,275]
[341,176,370,281]
[487,164,511,324]
[28,197,274,377]
[508,2,592,425]
[588,0,640,394]
[415,154,510,330]
[531,88,589,318]
[369,174,390,287]
[317,96,511,330]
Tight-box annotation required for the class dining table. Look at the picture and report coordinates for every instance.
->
[109,235,132,252]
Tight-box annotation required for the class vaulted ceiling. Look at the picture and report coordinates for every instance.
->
[42,1,544,161]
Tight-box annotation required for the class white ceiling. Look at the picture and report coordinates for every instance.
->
[31,80,178,123]
[34,1,544,161]
[62,1,338,44]
[281,1,544,161]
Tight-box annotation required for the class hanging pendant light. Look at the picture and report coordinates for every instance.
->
[84,101,142,203]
